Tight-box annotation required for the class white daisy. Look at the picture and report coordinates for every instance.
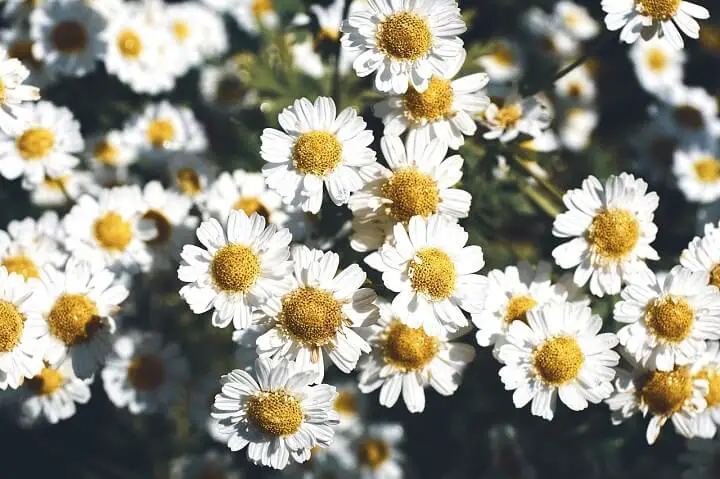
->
[348,134,472,252]
[476,39,524,84]
[199,59,257,113]
[101,330,189,415]
[178,210,293,330]
[212,357,340,470]
[364,214,486,336]
[552,173,660,297]
[630,37,686,95]
[85,130,138,172]
[164,3,227,74]
[606,362,707,444]
[1,27,56,90]
[498,301,619,421]
[261,96,376,214]
[482,95,553,143]
[230,0,279,35]
[338,423,405,479]
[26,169,94,207]
[311,0,358,76]
[169,450,242,479]
[0,47,40,135]
[358,300,474,413]
[680,438,720,479]
[374,51,489,150]
[523,6,581,59]
[0,217,66,282]
[291,38,325,79]
[555,64,596,103]
[614,266,720,371]
[340,0,466,94]
[674,147,720,204]
[7,210,66,248]
[62,186,155,273]
[559,106,599,152]
[167,153,217,205]
[602,0,710,49]
[30,0,107,77]
[555,1,600,40]
[0,100,83,186]
[681,228,720,289]
[35,256,128,378]
[689,342,720,439]
[654,85,720,143]
[331,380,367,433]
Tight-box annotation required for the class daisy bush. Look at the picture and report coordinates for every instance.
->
[2,0,720,478]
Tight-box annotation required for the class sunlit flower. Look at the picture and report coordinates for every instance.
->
[555,1,600,40]
[630,36,686,95]
[0,47,41,135]
[0,216,66,282]
[165,2,227,75]
[167,153,217,205]
[476,39,524,84]
[674,147,720,203]
[555,64,596,103]
[1,27,55,89]
[230,0,279,35]
[482,95,553,143]
[688,342,720,438]
[27,169,94,207]
[199,61,257,113]
[559,106,599,152]
[681,228,720,290]
[85,130,138,172]
[338,423,405,479]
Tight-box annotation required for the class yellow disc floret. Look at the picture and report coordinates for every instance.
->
[16,127,55,160]
[279,287,344,347]
[51,21,88,53]
[381,168,439,223]
[533,336,585,385]
[504,295,538,324]
[27,367,65,396]
[246,390,304,436]
[292,131,343,176]
[334,390,359,415]
[47,294,101,346]
[0,300,24,353]
[693,156,720,183]
[117,29,143,59]
[233,196,271,222]
[638,366,693,416]
[696,367,720,408]
[93,212,133,252]
[404,77,454,122]
[142,210,172,246]
[2,255,39,280]
[587,208,640,261]
[211,244,261,292]
[358,438,391,469]
[147,119,176,149]
[382,320,437,372]
[176,168,202,195]
[128,355,166,391]
[376,12,433,61]
[408,248,457,300]
[636,0,681,21]
[94,139,121,166]
[645,296,695,344]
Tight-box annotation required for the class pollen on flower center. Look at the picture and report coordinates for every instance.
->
[26,367,65,396]
[279,287,344,346]
[532,336,585,385]
[147,119,176,149]
[376,12,433,61]
[380,168,439,223]
[176,168,202,195]
[636,0,681,20]
[710,264,720,288]
[492,43,514,66]
[404,77,454,122]
[494,104,523,129]
[251,0,273,18]
[408,248,457,300]
[292,131,343,176]
[383,320,438,371]
[334,390,358,415]
[693,156,720,183]
[128,355,165,391]
[210,244,261,292]
[638,366,692,416]
[0,300,24,353]
[674,105,705,131]
[645,296,695,343]
[172,21,191,42]
[587,208,640,261]
[2,254,39,280]
[94,139,120,166]
[246,390,304,437]
[117,29,143,59]
[695,368,720,407]
[233,196,271,222]
[504,295,538,324]
[16,127,55,160]
[93,212,133,252]
[51,20,88,53]
[47,294,102,346]
[646,48,668,72]
[358,438,391,470]
[142,209,172,246]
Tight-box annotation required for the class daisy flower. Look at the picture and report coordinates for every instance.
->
[614,266,720,371]
[630,37,686,95]
[253,245,376,383]
[164,3,210,74]
[178,210,293,330]
[555,1,600,40]
[199,60,257,113]
[552,173,660,297]
[602,0,710,49]
[674,147,720,203]
[261,96,376,214]
[358,300,474,413]
[169,451,242,479]
[555,64,596,103]
[689,342,720,438]
[331,381,367,433]
[374,50,489,150]
[476,39,524,84]
[85,130,138,172]
[168,153,217,204]
[35,256,128,378]
[365,214,486,336]
[341,423,405,479]
[26,169,94,207]
[654,85,720,143]
[230,0,279,35]
[311,0,358,75]
[482,95,553,143]
[681,229,720,289]
[0,219,66,282]
[30,0,107,77]
[606,362,707,444]
[0,47,41,135]
[62,186,155,273]
[0,100,83,186]
[349,134,472,253]
[498,302,620,421]
[680,438,720,479]
[524,7,581,59]
[212,357,340,470]
[101,330,190,415]
[340,0,466,94]
[559,106,599,152]
[1,28,55,90]
[7,210,66,248]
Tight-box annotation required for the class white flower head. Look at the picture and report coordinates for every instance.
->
[0,216,67,282]
[261,96,376,214]
[330,380,367,433]
[555,1,600,40]
[630,36,686,95]
[85,130,138,171]
[230,0,279,35]
[674,147,720,204]
[199,61,257,113]
[688,342,720,439]
[498,302,620,421]
[681,228,720,289]
[348,133,472,252]
[27,169,95,207]
[341,423,405,478]
[341,0,467,94]
[167,153,217,204]
[559,106,599,152]
[555,64,596,104]
[365,214,486,336]
[614,266,720,371]
[476,39,524,84]
[654,85,720,144]
[164,3,226,74]
[0,47,41,135]
[212,358,340,470]
[552,173,660,297]
[178,210,293,330]
[1,28,55,90]
[482,95,553,143]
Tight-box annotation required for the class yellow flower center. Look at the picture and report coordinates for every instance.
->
[532,336,585,385]
[251,0,273,19]
[127,355,165,391]
[233,196,271,222]
[176,168,202,195]
[694,156,720,183]
[16,127,55,160]
[47,294,101,346]
[587,208,640,261]
[142,209,172,246]
[408,248,457,300]
[51,20,88,53]
[279,287,344,347]
[93,212,133,252]
[334,390,358,416]
[504,295,537,324]
[638,366,692,416]
[210,244,261,292]
[494,104,523,129]
[172,21,191,42]
[316,27,340,44]
[8,40,43,70]
[292,131,342,176]
[376,12,433,61]
[246,390,304,437]
[636,0,681,20]
[94,139,120,166]
[646,47,668,72]
[0,80,5,103]
[674,105,705,131]
[380,168,439,223]
[382,320,438,372]
[2,254,39,280]
[403,77,454,122]
[42,175,68,192]
[710,264,720,288]
[27,367,65,396]
[117,29,143,59]
[696,367,720,407]
[0,300,24,353]
[645,296,695,343]
[147,119,176,149]
[358,439,391,470]
[491,43,514,66]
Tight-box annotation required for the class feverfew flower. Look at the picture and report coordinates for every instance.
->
[230,0,279,35]
[341,0,466,94]
[482,96,553,143]
[552,173,660,297]
[655,85,720,143]
[343,423,405,478]
[199,61,257,113]
[498,302,619,421]
[681,229,720,289]
[476,39,523,84]
[85,130,138,172]
[559,106,599,152]
[688,342,720,439]
[261,97,376,214]
[0,47,40,135]
[629,37,686,95]
[674,147,720,204]
[1,28,55,89]
[0,216,66,282]
[555,1,600,40]
[555,65,596,104]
